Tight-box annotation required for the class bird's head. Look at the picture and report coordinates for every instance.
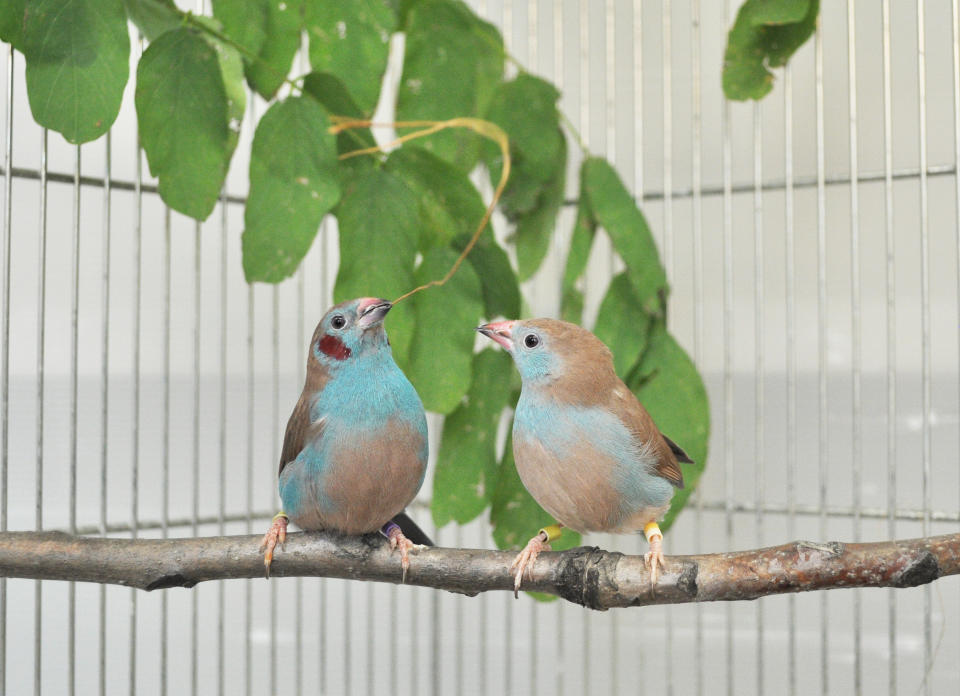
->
[309,297,393,368]
[477,318,613,385]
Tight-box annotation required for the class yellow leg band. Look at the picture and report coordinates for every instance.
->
[538,524,564,543]
[644,522,662,542]
[272,512,289,523]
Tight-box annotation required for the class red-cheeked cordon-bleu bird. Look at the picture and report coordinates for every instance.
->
[478,318,692,595]
[260,298,431,579]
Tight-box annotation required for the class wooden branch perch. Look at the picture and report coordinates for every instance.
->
[0,531,956,610]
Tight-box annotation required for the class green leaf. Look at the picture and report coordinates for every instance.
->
[386,146,484,250]
[722,0,819,101]
[397,0,503,170]
[513,134,566,281]
[480,74,566,281]
[244,0,303,99]
[594,272,651,377]
[211,0,268,60]
[383,146,520,318]
[405,247,484,414]
[123,0,181,41]
[431,348,513,526]
[629,323,709,533]
[243,97,340,283]
[583,157,666,313]
[135,27,232,219]
[192,16,246,154]
[490,431,582,552]
[306,0,395,115]
[334,168,419,363]
[303,71,376,177]
[22,0,130,144]
[560,171,597,324]
[1,0,27,49]
[483,74,564,218]
[466,238,520,320]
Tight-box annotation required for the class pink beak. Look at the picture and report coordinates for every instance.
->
[476,320,516,351]
[356,297,392,328]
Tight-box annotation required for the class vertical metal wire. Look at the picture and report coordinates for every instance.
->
[662,0,673,275]
[952,7,960,685]
[660,3,675,694]
[131,52,144,690]
[880,2,898,692]
[915,4,932,692]
[68,142,81,696]
[218,193,228,696]
[689,1,704,694]
[721,3,734,695]
[244,277,254,696]
[752,98,764,696]
[34,125,48,696]
[296,269,305,696]
[160,207,171,696]
[0,44,13,696]
[270,284,280,696]
[783,63,798,696]
[191,223,202,696]
[634,0,644,198]
[98,130,112,696]
[846,2,862,694]
[814,20,829,696]
[292,41,306,696]
[318,219,329,696]
[244,93,258,696]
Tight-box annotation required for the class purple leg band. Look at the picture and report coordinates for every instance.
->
[381,521,401,538]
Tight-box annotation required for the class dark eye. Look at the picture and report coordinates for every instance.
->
[524,334,540,349]
[331,314,346,330]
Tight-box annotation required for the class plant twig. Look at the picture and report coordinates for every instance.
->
[0,531,956,610]
[331,117,511,305]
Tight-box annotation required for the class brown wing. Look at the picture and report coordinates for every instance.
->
[278,393,326,476]
[607,381,685,489]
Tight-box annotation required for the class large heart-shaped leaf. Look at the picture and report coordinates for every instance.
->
[594,272,651,377]
[22,0,130,144]
[404,247,484,414]
[306,0,395,115]
[211,0,268,60]
[242,96,340,283]
[397,0,503,170]
[583,157,666,313]
[244,0,303,99]
[135,27,235,219]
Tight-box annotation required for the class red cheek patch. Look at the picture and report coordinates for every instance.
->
[319,334,351,360]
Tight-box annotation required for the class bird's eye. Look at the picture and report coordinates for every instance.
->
[524,334,540,349]
[331,315,346,330]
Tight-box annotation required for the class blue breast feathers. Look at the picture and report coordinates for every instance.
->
[514,390,674,512]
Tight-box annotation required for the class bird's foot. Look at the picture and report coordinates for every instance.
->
[643,522,665,585]
[259,512,289,579]
[382,522,416,583]
[509,533,548,598]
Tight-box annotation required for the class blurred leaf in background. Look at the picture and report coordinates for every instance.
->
[723,0,819,101]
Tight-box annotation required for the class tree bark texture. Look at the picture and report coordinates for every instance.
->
[0,531,956,610]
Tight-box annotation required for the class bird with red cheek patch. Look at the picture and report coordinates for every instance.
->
[477,318,692,595]
[260,298,431,579]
